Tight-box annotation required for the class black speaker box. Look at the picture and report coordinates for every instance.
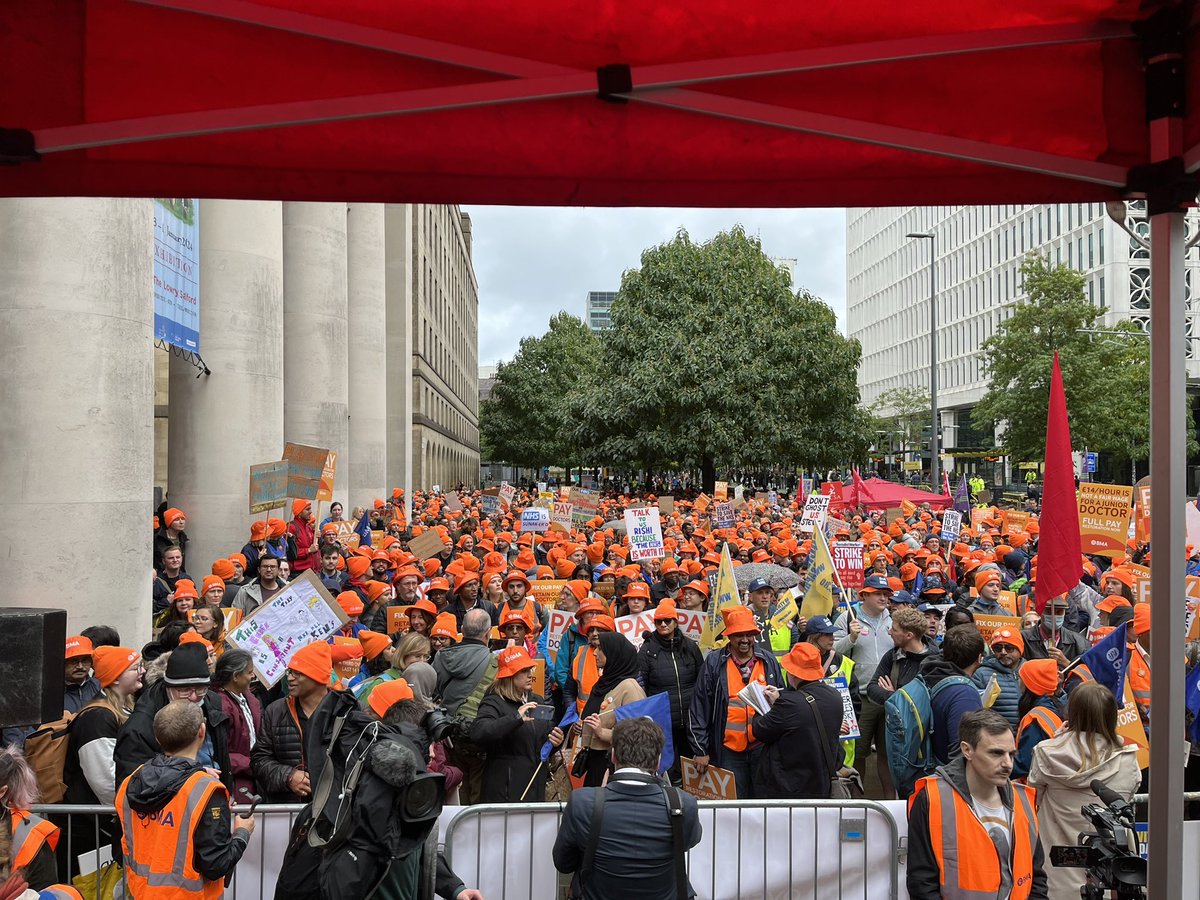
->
[0,608,66,727]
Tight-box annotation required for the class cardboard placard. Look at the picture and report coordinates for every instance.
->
[444,491,463,513]
[885,507,906,526]
[594,582,615,600]
[681,757,737,800]
[387,605,411,635]
[694,494,710,513]
[317,451,337,502]
[409,530,451,561]
[971,612,1023,644]
[332,635,361,680]
[225,570,347,687]
[658,496,675,515]
[249,461,290,514]
[282,442,328,501]
[1077,483,1134,558]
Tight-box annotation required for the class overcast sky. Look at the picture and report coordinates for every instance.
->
[465,206,847,367]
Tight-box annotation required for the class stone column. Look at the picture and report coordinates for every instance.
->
[346,203,387,510]
[0,199,154,646]
[385,204,414,521]
[168,200,284,578]
[283,202,348,509]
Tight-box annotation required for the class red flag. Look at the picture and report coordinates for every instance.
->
[1036,352,1082,613]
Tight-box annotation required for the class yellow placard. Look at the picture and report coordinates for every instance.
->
[1077,483,1134,558]
[1116,681,1150,769]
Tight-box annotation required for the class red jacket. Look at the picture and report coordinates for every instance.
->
[217,688,262,804]
[288,517,318,572]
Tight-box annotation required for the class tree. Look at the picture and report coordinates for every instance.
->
[575,226,871,489]
[871,386,932,449]
[972,255,1189,466]
[479,312,600,471]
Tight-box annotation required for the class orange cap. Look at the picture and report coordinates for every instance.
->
[720,605,760,636]
[496,646,537,678]
[65,636,93,660]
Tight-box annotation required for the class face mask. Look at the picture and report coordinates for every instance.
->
[1046,615,1065,630]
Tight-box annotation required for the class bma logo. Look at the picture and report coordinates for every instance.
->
[1106,647,1122,663]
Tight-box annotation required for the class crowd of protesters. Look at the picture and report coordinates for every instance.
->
[0,476,1179,899]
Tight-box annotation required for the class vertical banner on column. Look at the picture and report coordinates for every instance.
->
[152,198,201,351]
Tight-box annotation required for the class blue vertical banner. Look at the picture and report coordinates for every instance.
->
[153,198,200,351]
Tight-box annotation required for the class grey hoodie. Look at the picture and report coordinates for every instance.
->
[431,639,492,713]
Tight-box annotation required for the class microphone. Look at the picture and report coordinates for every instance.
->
[1090,779,1135,823]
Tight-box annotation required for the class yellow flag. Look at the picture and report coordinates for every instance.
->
[770,591,799,631]
[981,674,1001,709]
[700,543,741,650]
[799,526,838,620]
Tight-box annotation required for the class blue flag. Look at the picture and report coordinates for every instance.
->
[354,508,373,548]
[1078,622,1130,703]
[613,691,675,774]
[540,704,580,762]
[1186,664,1200,745]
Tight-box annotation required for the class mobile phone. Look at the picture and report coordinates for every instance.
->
[529,704,556,722]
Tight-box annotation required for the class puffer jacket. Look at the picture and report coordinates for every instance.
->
[971,655,1023,730]
[637,628,703,734]
[251,696,308,802]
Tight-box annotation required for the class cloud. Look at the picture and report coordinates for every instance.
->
[465,206,846,365]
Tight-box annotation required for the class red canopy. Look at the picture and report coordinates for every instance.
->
[843,476,952,511]
[0,1,1194,206]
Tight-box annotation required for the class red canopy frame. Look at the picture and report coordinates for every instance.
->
[1,2,1195,893]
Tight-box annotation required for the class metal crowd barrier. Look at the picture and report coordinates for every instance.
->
[442,799,904,900]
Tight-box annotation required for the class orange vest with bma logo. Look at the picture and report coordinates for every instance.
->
[723,657,765,753]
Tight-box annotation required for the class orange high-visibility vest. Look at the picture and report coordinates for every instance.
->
[10,808,59,870]
[1017,706,1063,747]
[39,888,82,900]
[500,601,539,634]
[910,774,1039,900]
[117,767,226,900]
[1128,644,1150,725]
[573,646,599,715]
[723,657,765,753]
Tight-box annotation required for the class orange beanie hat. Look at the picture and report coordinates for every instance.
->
[211,559,235,581]
[289,642,332,684]
[93,646,141,688]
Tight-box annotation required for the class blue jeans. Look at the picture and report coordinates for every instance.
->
[723,747,759,800]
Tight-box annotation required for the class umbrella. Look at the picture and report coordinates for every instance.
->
[602,519,627,533]
[728,563,800,591]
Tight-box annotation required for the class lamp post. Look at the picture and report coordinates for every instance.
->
[906,230,939,489]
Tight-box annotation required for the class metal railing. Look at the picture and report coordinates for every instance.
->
[442,798,903,900]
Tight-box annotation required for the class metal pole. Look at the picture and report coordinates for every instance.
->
[928,234,940,490]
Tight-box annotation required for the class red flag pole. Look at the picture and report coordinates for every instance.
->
[1035,352,1082,617]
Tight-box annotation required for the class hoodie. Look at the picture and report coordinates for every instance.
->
[919,656,982,765]
[123,754,249,883]
[431,638,492,714]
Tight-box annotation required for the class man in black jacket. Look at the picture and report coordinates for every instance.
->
[636,599,702,782]
[553,718,701,900]
[115,644,233,793]
[251,641,331,802]
[751,643,845,799]
[117,700,253,894]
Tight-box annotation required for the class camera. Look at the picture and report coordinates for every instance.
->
[1050,780,1145,900]
[422,706,460,743]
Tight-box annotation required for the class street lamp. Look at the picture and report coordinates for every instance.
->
[906,230,939,490]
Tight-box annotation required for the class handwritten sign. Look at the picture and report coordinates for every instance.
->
[799,494,831,533]
[832,541,865,589]
[249,461,289,514]
[568,487,598,525]
[624,506,665,560]
[282,442,328,501]
[681,757,737,800]
[225,570,347,687]
[444,491,463,513]
[520,507,549,533]
[1078,483,1134,558]
[940,509,963,544]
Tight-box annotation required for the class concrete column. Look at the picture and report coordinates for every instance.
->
[346,203,387,510]
[385,204,414,520]
[0,199,154,646]
[168,200,284,578]
[283,202,348,508]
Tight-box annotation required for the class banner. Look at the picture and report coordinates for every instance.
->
[801,527,839,619]
[820,481,844,506]
[831,541,865,590]
[519,507,549,533]
[152,198,201,351]
[282,442,328,502]
[624,506,665,560]
[317,451,337,502]
[1078,483,1134,557]
[940,509,963,544]
[249,461,289,514]
[799,494,831,533]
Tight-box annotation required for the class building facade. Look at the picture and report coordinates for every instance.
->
[585,290,617,332]
[847,203,1200,472]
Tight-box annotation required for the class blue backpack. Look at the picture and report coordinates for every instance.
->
[883,674,972,798]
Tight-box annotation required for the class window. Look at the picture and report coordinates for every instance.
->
[1099,228,1105,264]
[1089,232,1095,268]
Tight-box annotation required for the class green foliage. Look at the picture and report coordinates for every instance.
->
[479,312,601,468]
[574,226,871,479]
[872,386,932,448]
[972,255,1191,465]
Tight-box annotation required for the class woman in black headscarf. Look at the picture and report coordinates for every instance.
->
[577,631,646,786]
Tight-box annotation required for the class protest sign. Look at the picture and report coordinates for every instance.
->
[714,481,728,501]
[940,509,963,543]
[614,611,654,649]
[674,608,706,642]
[694,494,710,513]
[754,491,767,502]
[531,659,545,698]
[249,461,289,514]
[537,482,547,494]
[544,608,573,662]
[801,477,813,497]
[831,541,865,590]
[520,507,549,533]
[498,482,516,508]
[733,484,744,501]
[624,506,665,560]
[1078,483,1134,557]
[282,442,328,501]
[550,502,573,530]
[970,508,990,531]
[444,491,463,513]
[767,490,778,506]
[480,488,503,518]
[799,494,831,533]
[998,590,1019,616]
[658,495,674,515]
[971,612,1023,644]
[317,451,337,502]
[681,757,737,800]
[594,582,615,600]
[225,571,346,687]
[408,530,450,561]
[713,501,735,529]
[731,496,749,513]
[568,487,598,524]
[332,520,360,549]
[900,499,917,516]
[559,485,571,500]
[823,676,859,741]
[1002,510,1030,535]
[386,606,411,635]
[528,580,568,609]
[1117,682,1150,769]
[826,516,851,536]
[332,636,361,680]
[1134,477,1151,543]
[1127,563,1151,605]
[885,507,906,527]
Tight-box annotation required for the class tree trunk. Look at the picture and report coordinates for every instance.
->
[701,454,716,494]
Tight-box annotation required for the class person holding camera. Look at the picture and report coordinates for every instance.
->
[907,708,1048,900]
[469,646,563,803]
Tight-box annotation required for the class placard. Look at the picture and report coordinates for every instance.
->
[799,494,831,533]
[408,530,450,561]
[885,507,906,526]
[1002,509,1031,535]
[823,675,859,740]
[675,608,706,642]
[1127,563,1151,606]
[225,571,347,687]
[658,496,675,515]
[714,481,729,501]
[1134,477,1152,543]
[249,461,289,514]
[713,501,735,529]
[831,541,865,589]
[551,502,573,530]
[544,608,573,662]
[614,611,654,649]
[970,508,990,532]
[528,580,569,609]
[1078,483,1134,557]
[282,442,328,501]
[681,757,737,800]
[444,492,463,513]
[332,636,361,680]
[317,451,337,502]
[1117,681,1150,769]
[940,509,963,544]
[820,481,845,506]
[332,520,360,549]
[499,483,516,508]
[970,612,1023,644]
[520,507,549,533]
[624,506,665,560]
[567,487,598,525]
[480,488,503,518]
[387,605,411,635]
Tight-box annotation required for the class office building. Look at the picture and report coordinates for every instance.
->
[585,290,617,332]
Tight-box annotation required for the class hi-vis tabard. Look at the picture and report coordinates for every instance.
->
[723,657,765,752]
[11,808,59,870]
[573,646,599,715]
[116,767,226,899]
[911,775,1039,900]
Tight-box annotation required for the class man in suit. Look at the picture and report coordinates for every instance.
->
[553,718,702,899]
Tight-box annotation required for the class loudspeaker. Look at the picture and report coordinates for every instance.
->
[0,608,66,727]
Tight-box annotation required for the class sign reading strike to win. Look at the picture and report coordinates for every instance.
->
[624,506,665,560]
[1078,483,1134,558]
[831,541,865,589]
